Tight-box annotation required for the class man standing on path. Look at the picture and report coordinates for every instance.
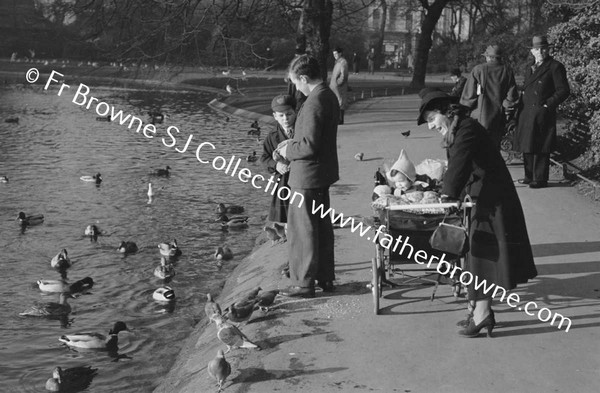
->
[514,35,570,189]
[330,47,349,125]
[352,51,360,74]
[367,48,375,75]
[275,55,339,298]
[460,45,519,148]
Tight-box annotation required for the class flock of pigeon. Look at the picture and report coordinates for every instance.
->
[204,286,280,391]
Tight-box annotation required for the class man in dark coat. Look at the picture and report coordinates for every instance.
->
[460,45,519,148]
[276,55,340,298]
[449,68,466,98]
[514,35,570,188]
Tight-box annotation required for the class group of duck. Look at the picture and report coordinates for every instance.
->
[13,166,194,391]
[12,163,273,391]
[203,286,280,391]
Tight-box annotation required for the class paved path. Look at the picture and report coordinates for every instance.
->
[156,92,600,393]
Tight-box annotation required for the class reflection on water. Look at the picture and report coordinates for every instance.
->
[0,85,271,392]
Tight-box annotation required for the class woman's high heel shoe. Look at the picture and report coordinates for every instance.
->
[457,309,494,328]
[458,311,495,338]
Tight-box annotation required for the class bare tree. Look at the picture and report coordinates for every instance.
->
[410,0,451,88]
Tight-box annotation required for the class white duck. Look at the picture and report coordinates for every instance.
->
[80,173,102,184]
[153,286,175,302]
[58,321,129,350]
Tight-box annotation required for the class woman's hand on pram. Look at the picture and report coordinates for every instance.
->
[441,195,462,213]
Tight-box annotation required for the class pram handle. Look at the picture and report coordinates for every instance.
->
[386,202,475,211]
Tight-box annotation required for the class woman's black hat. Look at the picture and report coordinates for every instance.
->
[417,88,459,125]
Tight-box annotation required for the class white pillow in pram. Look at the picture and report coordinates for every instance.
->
[415,158,447,180]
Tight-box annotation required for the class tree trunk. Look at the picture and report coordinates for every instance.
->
[298,0,334,82]
[374,0,387,70]
[410,0,450,89]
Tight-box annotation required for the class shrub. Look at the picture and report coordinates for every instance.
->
[548,2,600,168]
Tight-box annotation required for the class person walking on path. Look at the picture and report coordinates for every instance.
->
[261,94,296,224]
[406,52,414,73]
[352,51,360,74]
[448,68,467,98]
[514,35,570,189]
[367,48,375,74]
[275,55,340,298]
[460,45,519,148]
[330,47,349,125]
[418,88,537,337]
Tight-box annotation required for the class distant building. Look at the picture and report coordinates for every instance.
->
[366,0,469,69]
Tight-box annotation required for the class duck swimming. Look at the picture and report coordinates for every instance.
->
[19,292,74,317]
[158,239,182,258]
[45,365,98,392]
[153,286,175,302]
[16,211,44,226]
[154,256,175,279]
[149,111,165,125]
[84,224,101,241]
[58,321,130,350]
[217,214,249,229]
[80,173,102,184]
[214,246,234,261]
[37,277,94,294]
[0,175,8,183]
[152,166,171,177]
[51,249,71,270]
[216,203,245,215]
[117,241,138,254]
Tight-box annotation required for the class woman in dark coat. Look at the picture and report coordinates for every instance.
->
[417,89,537,337]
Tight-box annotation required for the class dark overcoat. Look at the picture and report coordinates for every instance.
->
[442,118,537,299]
[286,82,340,189]
[460,60,519,139]
[260,123,291,223]
[514,57,570,153]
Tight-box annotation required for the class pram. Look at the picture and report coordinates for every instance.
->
[369,197,474,315]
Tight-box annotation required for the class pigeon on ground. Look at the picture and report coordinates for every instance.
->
[223,298,258,323]
[401,130,411,137]
[205,293,222,322]
[272,223,287,241]
[255,289,280,312]
[263,226,281,245]
[213,315,260,353]
[207,349,231,392]
[354,152,364,161]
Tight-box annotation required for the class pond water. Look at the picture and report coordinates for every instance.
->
[0,84,271,392]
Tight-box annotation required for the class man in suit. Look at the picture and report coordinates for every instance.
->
[460,45,519,148]
[514,35,570,189]
[275,55,340,298]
